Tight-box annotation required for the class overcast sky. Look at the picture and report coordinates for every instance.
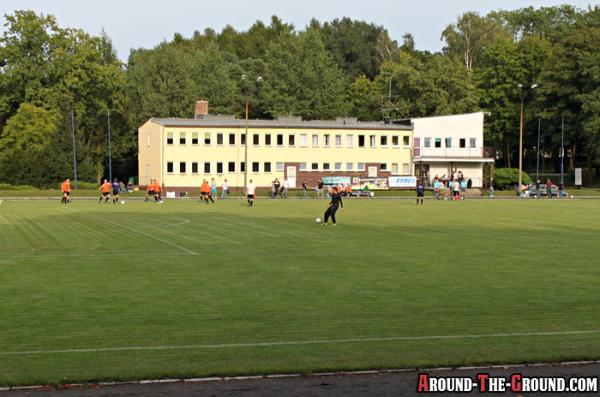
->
[1,0,597,61]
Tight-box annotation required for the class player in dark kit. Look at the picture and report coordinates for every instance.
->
[416,180,425,205]
[323,187,343,225]
[111,178,121,204]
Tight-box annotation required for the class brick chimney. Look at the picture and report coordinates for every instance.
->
[194,100,208,119]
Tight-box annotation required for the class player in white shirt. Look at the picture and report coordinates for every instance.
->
[221,179,229,199]
[246,180,256,207]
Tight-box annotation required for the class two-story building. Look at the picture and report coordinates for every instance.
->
[138,102,414,191]
[395,112,494,187]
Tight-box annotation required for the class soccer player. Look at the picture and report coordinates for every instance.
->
[416,180,425,205]
[200,180,213,203]
[154,180,163,203]
[60,178,71,204]
[145,179,155,202]
[246,179,256,207]
[323,186,343,225]
[98,179,111,203]
[111,178,121,204]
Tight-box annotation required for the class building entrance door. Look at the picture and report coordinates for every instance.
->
[286,166,297,188]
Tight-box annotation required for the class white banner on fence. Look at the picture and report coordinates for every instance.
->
[388,176,417,188]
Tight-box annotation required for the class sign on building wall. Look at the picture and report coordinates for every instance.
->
[388,176,417,188]
[575,168,582,186]
[352,177,389,190]
[323,176,352,185]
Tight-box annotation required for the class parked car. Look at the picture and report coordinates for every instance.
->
[537,184,568,198]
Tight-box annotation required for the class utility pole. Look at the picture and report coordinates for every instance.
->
[561,117,564,185]
[536,117,541,182]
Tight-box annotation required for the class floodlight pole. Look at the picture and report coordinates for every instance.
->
[536,117,541,182]
[243,94,249,191]
[561,116,564,185]
[517,83,537,190]
[107,108,112,182]
[71,110,78,190]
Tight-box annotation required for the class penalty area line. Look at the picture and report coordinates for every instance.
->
[2,329,600,356]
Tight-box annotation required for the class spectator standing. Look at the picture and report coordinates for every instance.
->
[302,181,308,198]
[546,179,553,199]
[221,179,229,199]
[282,179,289,198]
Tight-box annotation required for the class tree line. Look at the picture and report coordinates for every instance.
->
[1,6,599,186]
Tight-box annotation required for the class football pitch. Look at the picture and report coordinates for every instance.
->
[1,198,600,386]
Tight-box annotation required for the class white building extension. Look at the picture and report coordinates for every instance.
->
[397,112,494,188]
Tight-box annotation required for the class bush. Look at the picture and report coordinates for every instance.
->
[0,183,39,190]
[493,168,531,189]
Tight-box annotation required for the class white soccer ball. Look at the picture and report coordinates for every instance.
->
[121,200,125,205]
[570,195,574,199]
[315,217,322,224]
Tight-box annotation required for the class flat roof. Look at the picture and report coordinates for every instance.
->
[148,117,412,131]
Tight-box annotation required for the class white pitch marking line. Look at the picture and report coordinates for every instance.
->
[65,207,198,256]
[2,252,193,259]
[162,217,191,228]
[2,329,600,356]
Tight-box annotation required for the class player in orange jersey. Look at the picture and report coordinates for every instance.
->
[98,179,111,203]
[60,178,71,204]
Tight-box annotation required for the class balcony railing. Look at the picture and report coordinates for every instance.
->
[414,147,488,159]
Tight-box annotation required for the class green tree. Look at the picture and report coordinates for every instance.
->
[0,103,58,151]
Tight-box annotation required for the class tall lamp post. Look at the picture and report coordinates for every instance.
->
[241,74,263,191]
[517,83,538,190]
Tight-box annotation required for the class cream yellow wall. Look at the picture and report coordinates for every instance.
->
[140,123,413,188]
[138,120,162,186]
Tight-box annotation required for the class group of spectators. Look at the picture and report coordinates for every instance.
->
[431,171,472,200]
[270,178,290,198]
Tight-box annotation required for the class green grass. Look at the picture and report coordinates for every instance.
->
[1,198,600,386]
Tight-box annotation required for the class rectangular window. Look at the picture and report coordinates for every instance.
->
[300,134,307,146]
[192,162,199,174]
[228,162,235,172]
[445,137,452,148]
[324,134,331,146]
[357,162,365,171]
[216,133,224,145]
[346,162,353,171]
[424,138,431,148]
[311,162,319,171]
[204,132,211,145]
[204,162,211,173]
[265,134,272,146]
[469,138,476,148]
[252,162,259,172]
[435,138,442,148]
[392,135,399,146]
[403,163,410,174]
[358,135,365,147]
[179,162,186,173]
[192,132,199,145]
[240,162,245,172]
[380,163,387,171]
[370,135,376,147]
[334,162,342,171]
[229,133,236,145]
[216,162,223,174]
[346,134,354,147]
[147,133,151,147]
[380,135,388,146]
[276,162,284,172]
[392,163,399,174]
[167,162,174,173]
[403,135,410,146]
[276,134,284,146]
[312,134,319,146]
[299,162,307,171]
[241,134,246,145]
[323,162,330,171]
[253,134,259,146]
[289,134,295,146]
[264,162,271,173]
[167,132,174,145]
[460,138,466,148]
[179,132,186,145]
